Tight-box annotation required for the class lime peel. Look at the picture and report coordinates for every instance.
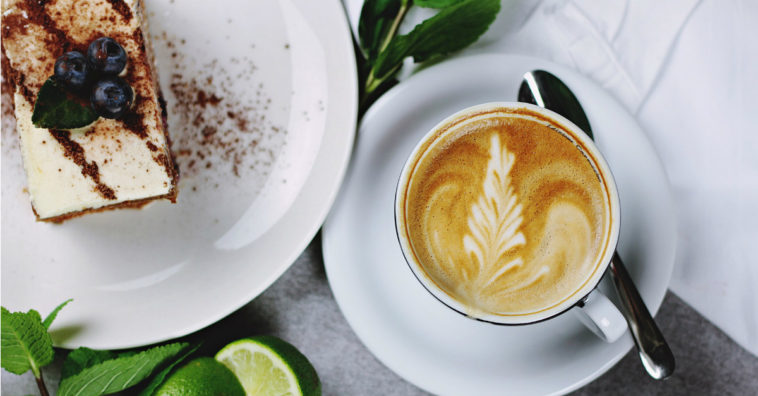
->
[154,357,245,396]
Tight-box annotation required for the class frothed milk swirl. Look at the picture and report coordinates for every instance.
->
[399,108,613,316]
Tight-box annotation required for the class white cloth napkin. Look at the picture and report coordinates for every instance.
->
[344,0,758,356]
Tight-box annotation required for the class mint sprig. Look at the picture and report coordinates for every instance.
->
[31,77,98,130]
[358,0,500,110]
[137,343,201,396]
[2,301,198,396]
[60,347,117,380]
[1,300,71,396]
[42,299,73,330]
[358,0,409,65]
[57,342,189,396]
[0,308,54,376]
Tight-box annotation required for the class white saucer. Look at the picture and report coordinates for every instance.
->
[322,54,676,396]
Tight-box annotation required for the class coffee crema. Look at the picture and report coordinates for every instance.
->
[400,109,612,316]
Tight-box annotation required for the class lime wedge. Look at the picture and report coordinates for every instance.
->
[215,336,321,396]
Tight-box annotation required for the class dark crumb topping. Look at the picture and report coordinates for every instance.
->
[105,0,133,24]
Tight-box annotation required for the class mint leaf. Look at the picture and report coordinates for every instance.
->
[42,299,73,330]
[60,347,116,381]
[137,344,200,396]
[1,307,55,377]
[32,77,98,129]
[57,342,188,396]
[414,0,465,8]
[358,0,407,63]
[373,0,500,79]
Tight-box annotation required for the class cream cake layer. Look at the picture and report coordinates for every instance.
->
[1,0,177,222]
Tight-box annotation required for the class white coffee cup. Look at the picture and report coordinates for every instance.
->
[394,102,627,342]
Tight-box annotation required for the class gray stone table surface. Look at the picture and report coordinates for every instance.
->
[3,234,757,395]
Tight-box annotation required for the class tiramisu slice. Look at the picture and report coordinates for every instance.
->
[1,0,177,222]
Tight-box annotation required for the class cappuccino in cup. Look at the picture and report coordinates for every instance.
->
[396,103,620,324]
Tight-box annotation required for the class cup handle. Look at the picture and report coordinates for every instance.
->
[572,289,627,343]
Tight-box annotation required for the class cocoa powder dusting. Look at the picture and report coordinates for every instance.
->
[156,35,287,189]
[105,0,133,23]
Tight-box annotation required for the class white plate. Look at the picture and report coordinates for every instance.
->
[322,54,676,396]
[1,0,356,349]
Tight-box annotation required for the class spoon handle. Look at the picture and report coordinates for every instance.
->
[609,251,675,379]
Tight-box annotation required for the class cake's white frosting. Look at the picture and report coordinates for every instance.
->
[2,0,176,220]
[14,93,172,219]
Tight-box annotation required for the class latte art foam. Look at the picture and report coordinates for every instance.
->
[402,111,611,315]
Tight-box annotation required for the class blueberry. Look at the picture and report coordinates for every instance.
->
[90,77,134,119]
[87,37,127,75]
[54,51,90,90]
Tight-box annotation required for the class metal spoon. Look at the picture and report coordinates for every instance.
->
[518,70,675,380]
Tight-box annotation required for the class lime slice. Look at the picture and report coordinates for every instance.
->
[154,357,245,396]
[215,336,321,396]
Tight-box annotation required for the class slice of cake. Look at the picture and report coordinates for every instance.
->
[1,0,178,222]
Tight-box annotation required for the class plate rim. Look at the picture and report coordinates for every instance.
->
[322,52,677,395]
